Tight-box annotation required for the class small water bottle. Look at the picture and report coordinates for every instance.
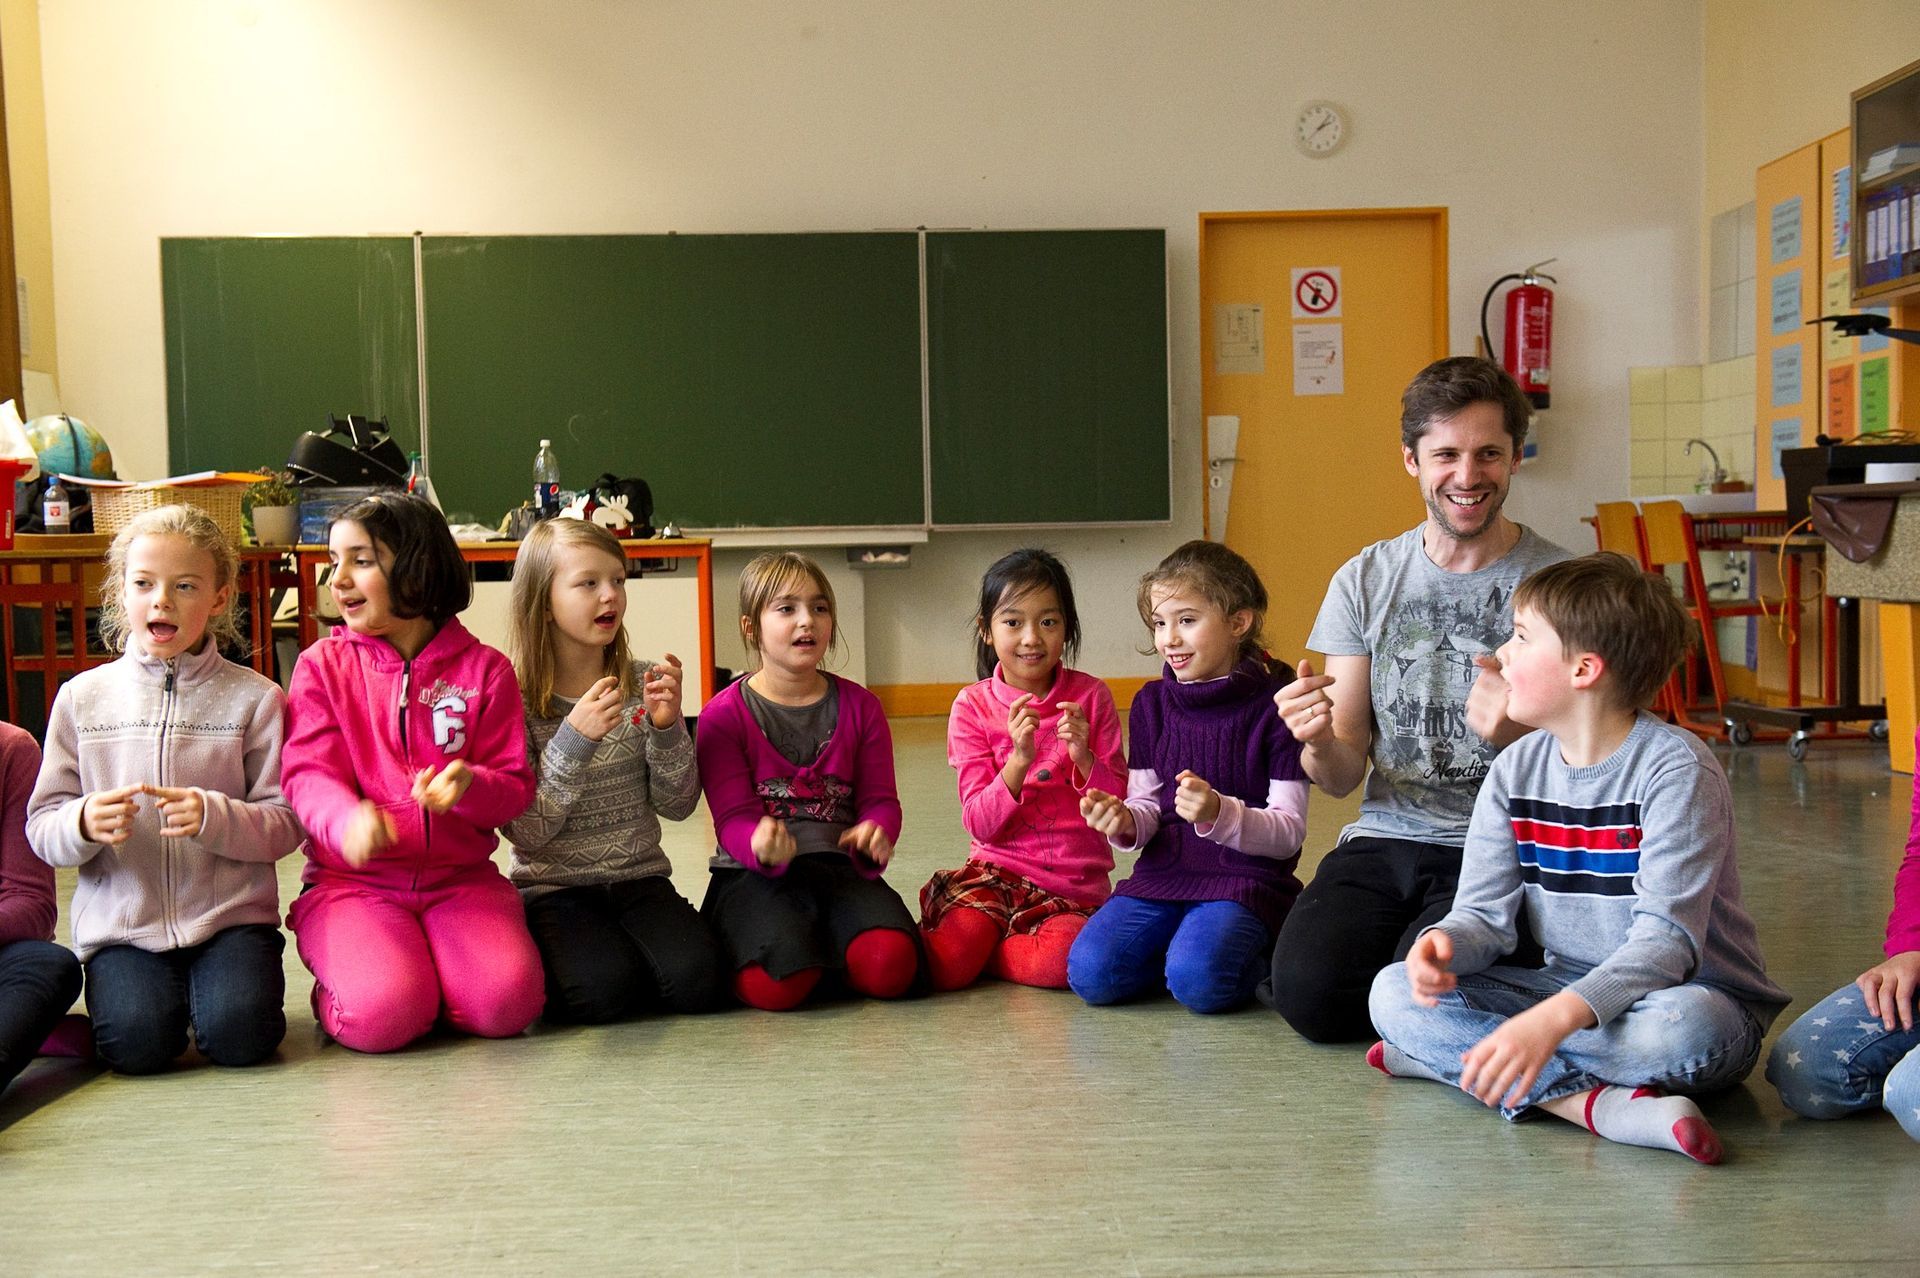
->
[406,451,443,512]
[533,438,560,518]
[41,477,70,533]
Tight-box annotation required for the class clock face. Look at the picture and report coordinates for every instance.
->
[1295,102,1347,156]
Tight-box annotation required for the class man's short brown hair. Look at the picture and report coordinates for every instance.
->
[1400,356,1533,454]
[1512,552,1694,710]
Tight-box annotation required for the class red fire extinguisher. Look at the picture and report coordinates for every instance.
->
[1480,258,1556,410]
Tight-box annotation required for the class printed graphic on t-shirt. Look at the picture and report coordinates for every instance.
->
[1510,795,1642,897]
[1371,583,1513,819]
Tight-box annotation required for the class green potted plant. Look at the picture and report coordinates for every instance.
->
[245,467,300,545]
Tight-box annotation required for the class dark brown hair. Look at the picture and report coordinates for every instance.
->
[1400,356,1533,454]
[1512,551,1694,710]
[333,491,472,625]
[1136,539,1270,665]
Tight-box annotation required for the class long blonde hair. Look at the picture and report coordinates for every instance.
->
[100,505,243,656]
[737,551,842,667]
[508,518,636,716]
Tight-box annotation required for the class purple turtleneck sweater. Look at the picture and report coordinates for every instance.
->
[1112,656,1308,932]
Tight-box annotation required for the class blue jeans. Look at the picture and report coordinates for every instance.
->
[1766,979,1920,1141]
[1368,961,1765,1119]
[0,939,81,1093]
[1068,896,1270,1014]
[85,924,286,1074]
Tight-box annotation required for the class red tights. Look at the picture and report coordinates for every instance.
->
[732,927,919,1010]
[923,909,1084,991]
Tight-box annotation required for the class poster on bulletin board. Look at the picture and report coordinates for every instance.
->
[1862,358,1890,433]
[1770,271,1800,335]
[1770,196,1802,263]
[1770,344,1802,407]
[1833,165,1852,257]
[1769,419,1801,478]
[1827,364,1855,435]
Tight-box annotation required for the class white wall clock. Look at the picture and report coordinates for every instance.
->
[1294,101,1348,157]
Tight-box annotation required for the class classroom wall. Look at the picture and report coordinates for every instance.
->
[1,0,55,382]
[1700,1,1920,355]
[35,0,1704,686]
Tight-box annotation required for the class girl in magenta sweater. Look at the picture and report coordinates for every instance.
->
[919,548,1126,991]
[696,552,921,1011]
[282,492,541,1053]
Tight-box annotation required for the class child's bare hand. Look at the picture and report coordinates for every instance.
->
[643,654,684,729]
[1006,694,1039,765]
[1406,930,1457,1006]
[81,785,143,846]
[1459,1007,1563,1110]
[565,675,625,742]
[1465,654,1514,741]
[1055,699,1094,775]
[1079,788,1137,844]
[751,815,797,869]
[343,800,396,868]
[1858,950,1920,1031]
[412,760,472,814]
[839,820,894,869]
[143,784,205,839]
[1274,659,1337,744]
[1172,770,1222,826]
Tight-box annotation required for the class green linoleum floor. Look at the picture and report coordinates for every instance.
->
[4,717,1920,1275]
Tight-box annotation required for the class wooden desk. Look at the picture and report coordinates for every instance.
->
[1,534,112,726]
[288,537,717,708]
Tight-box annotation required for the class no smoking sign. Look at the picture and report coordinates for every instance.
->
[1291,267,1341,318]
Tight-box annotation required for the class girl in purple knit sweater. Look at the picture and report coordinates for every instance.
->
[1069,541,1308,1013]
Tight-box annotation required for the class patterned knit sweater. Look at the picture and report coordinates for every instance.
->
[502,661,699,894]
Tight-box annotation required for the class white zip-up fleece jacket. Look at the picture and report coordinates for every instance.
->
[28,641,306,960]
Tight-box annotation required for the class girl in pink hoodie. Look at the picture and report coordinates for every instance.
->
[282,492,541,1053]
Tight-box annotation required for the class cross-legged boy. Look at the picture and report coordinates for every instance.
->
[1366,552,1789,1164]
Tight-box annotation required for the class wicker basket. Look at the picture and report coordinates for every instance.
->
[89,481,250,544]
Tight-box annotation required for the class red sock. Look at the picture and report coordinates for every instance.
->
[733,964,822,1011]
[38,1012,94,1060]
[923,909,1000,992]
[844,928,919,1000]
[989,914,1085,989]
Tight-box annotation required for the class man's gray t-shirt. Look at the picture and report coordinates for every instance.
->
[1306,524,1571,847]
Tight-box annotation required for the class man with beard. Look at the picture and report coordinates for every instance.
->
[1262,356,1572,1042]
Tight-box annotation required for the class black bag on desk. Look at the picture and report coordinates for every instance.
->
[589,472,654,538]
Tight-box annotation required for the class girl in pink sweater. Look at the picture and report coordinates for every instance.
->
[696,552,921,1010]
[282,492,541,1053]
[919,549,1126,991]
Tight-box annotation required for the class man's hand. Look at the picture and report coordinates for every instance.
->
[143,784,206,839]
[1080,788,1138,845]
[1172,770,1222,826]
[1405,929,1458,1006]
[751,815,797,869]
[1465,654,1528,746]
[1858,950,1920,1031]
[1273,658,1338,744]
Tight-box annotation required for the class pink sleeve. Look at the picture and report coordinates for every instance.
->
[1078,680,1128,796]
[950,689,1019,844]
[0,730,55,945]
[281,649,363,871]
[696,692,783,876]
[847,693,902,874]
[446,656,536,831]
[1887,743,1920,957]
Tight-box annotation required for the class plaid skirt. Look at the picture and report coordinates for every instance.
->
[918,859,1096,938]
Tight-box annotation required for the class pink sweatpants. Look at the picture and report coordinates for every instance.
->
[288,868,545,1054]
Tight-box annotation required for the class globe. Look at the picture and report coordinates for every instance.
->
[17,414,114,511]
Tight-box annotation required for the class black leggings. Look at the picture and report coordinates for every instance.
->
[523,877,724,1023]
[0,940,81,1093]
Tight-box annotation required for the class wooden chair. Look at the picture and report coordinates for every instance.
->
[1639,500,1775,739]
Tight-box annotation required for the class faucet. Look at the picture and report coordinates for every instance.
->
[1683,438,1726,491]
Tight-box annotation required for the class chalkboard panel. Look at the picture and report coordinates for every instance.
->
[926,230,1169,526]
[419,234,925,528]
[162,237,419,475]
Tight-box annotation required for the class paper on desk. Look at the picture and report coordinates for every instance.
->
[59,470,261,488]
[0,399,37,477]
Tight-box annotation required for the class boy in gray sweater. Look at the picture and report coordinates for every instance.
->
[1367,552,1789,1164]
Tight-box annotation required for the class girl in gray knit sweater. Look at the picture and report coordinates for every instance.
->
[503,519,722,1022]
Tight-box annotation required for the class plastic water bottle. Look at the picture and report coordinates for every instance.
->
[41,477,69,533]
[533,439,560,518]
[406,451,443,512]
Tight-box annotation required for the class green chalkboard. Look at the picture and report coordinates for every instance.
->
[162,237,419,475]
[926,230,1169,525]
[419,234,925,528]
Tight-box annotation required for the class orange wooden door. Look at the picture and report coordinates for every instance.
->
[1199,209,1448,660]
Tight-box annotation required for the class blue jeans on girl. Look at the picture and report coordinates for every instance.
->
[1067,896,1269,1013]
[1369,961,1766,1119]
[1766,979,1920,1141]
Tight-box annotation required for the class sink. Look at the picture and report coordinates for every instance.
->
[1641,491,1758,515]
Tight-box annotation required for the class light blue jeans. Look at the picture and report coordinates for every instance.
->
[1068,896,1270,1014]
[1765,979,1920,1141]
[1368,961,1766,1120]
